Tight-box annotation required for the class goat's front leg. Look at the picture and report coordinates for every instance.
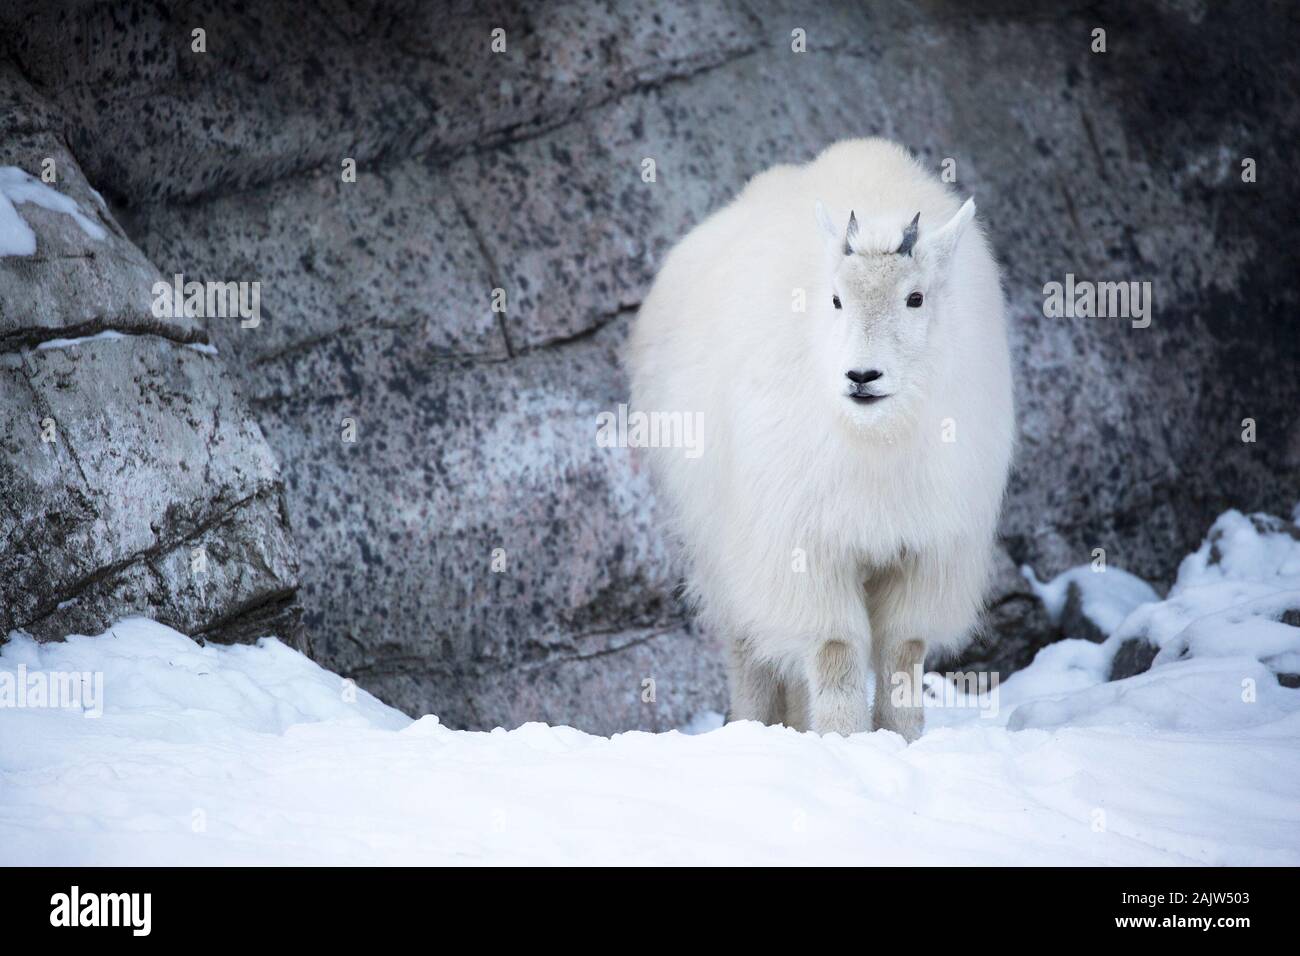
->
[872,637,927,742]
[805,639,870,736]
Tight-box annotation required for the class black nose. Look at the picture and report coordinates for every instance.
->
[845,368,883,385]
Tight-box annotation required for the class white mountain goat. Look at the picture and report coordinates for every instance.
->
[627,139,1014,740]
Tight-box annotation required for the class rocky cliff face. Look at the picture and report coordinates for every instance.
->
[0,64,304,649]
[2,1,1297,732]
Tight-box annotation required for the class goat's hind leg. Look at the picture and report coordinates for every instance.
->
[726,638,785,725]
[781,672,809,731]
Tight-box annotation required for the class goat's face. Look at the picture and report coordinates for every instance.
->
[813,200,976,432]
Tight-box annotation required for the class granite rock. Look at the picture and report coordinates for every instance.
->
[0,67,302,649]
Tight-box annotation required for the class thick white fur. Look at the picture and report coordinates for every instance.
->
[627,139,1014,740]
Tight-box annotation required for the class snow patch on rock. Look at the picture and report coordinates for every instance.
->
[1024,563,1160,637]
[36,330,126,350]
[0,166,107,256]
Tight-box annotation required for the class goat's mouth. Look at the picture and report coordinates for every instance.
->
[847,390,890,405]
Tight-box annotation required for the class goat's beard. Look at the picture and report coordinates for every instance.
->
[837,381,925,445]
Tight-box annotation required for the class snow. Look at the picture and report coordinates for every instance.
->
[36,330,126,350]
[1024,563,1160,636]
[1111,510,1300,673]
[2,507,1299,865]
[31,331,218,356]
[0,166,106,256]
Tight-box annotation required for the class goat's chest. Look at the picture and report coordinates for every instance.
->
[746,432,952,568]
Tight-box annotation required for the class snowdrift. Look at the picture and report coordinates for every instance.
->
[2,507,1298,865]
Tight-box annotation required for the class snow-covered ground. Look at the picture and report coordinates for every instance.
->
[2,507,1299,865]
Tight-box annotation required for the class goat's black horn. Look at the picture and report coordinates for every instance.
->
[843,211,858,256]
[897,212,920,256]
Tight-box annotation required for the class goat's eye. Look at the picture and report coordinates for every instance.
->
[906,291,924,308]
[832,295,842,310]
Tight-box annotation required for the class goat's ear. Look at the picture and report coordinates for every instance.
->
[917,197,976,272]
[815,200,837,242]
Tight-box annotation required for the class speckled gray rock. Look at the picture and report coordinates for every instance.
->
[4,1,1298,731]
[0,0,762,204]
[240,312,714,730]
[1108,636,1159,681]
[0,67,302,648]
[1058,581,1109,644]
[124,160,510,376]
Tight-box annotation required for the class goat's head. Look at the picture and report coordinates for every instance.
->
[812,198,976,431]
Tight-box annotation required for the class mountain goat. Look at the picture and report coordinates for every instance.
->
[627,139,1014,740]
